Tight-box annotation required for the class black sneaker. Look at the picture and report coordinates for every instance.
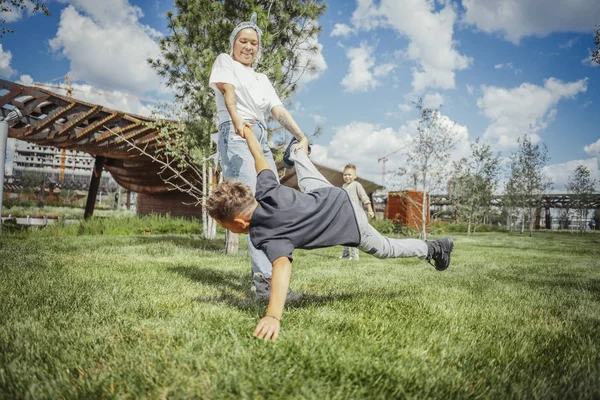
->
[282,138,311,169]
[425,237,454,271]
[251,273,303,302]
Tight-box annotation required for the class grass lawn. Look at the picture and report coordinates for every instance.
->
[1,231,599,399]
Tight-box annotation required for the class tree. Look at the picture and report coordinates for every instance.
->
[148,0,326,251]
[406,100,458,240]
[1,0,50,37]
[566,165,598,232]
[592,25,600,66]
[452,139,501,235]
[505,134,552,236]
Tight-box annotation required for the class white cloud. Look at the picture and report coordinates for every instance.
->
[310,115,470,187]
[1,3,24,23]
[399,103,412,112]
[25,76,154,116]
[544,158,600,192]
[0,45,15,78]
[584,138,600,157]
[466,84,474,94]
[558,37,579,49]
[49,1,165,96]
[330,23,354,37]
[462,0,598,44]
[292,23,328,87]
[16,74,34,85]
[494,62,522,74]
[349,0,472,93]
[422,92,445,109]
[311,114,326,124]
[341,42,394,92]
[477,78,588,149]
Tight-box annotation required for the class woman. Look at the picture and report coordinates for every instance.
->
[209,13,308,300]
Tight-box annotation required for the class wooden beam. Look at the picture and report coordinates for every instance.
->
[83,156,106,219]
[21,95,50,116]
[20,102,76,137]
[0,88,24,108]
[50,105,101,139]
[94,122,141,143]
[74,113,121,140]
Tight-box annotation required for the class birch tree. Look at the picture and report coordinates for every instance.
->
[566,165,597,232]
[452,139,501,235]
[506,134,552,236]
[406,100,458,240]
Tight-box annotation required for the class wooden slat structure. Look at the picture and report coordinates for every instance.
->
[0,78,202,218]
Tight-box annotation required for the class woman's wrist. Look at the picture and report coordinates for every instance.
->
[265,315,280,322]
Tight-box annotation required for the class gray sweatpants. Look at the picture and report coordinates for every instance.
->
[289,147,428,259]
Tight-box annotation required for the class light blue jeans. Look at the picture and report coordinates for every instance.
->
[289,146,428,259]
[218,120,278,278]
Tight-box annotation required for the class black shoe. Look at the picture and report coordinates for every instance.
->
[282,138,311,169]
[426,237,454,271]
[251,273,303,302]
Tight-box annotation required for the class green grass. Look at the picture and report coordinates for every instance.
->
[0,231,599,399]
[1,205,135,219]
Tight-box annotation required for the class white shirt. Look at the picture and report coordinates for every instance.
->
[209,53,283,126]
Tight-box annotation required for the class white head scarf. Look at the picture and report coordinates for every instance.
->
[229,12,263,64]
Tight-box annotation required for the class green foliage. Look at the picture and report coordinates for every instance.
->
[505,133,552,236]
[567,165,598,232]
[1,232,599,398]
[451,138,501,234]
[592,25,600,66]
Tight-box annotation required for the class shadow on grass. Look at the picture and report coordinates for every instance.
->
[169,265,414,312]
[135,235,225,252]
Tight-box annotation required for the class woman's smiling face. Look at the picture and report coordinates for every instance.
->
[233,28,259,66]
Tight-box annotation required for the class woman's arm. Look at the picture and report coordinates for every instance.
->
[271,104,309,155]
[216,82,251,136]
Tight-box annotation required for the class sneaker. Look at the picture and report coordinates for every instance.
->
[251,273,303,302]
[282,138,312,169]
[425,237,454,271]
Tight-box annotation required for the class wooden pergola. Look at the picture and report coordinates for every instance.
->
[0,78,201,218]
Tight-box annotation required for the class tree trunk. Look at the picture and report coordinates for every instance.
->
[520,208,525,235]
[421,173,427,240]
[207,165,216,240]
[468,215,472,235]
[225,230,239,254]
[201,161,208,239]
[529,207,534,237]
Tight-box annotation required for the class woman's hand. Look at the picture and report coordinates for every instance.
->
[233,117,252,138]
[253,316,281,341]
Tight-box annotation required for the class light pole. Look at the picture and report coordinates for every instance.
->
[0,109,22,232]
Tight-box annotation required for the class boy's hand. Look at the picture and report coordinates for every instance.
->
[295,137,310,155]
[253,316,280,341]
[368,211,375,219]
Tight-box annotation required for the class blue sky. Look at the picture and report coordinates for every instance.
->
[1,0,599,191]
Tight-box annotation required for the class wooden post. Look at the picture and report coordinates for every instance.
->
[545,205,551,229]
[126,190,131,210]
[83,156,105,219]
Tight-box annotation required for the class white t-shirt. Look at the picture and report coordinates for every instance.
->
[209,53,283,126]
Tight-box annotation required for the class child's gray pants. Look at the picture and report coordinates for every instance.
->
[289,148,428,259]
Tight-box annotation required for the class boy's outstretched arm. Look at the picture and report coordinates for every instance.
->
[240,125,269,174]
[253,256,291,341]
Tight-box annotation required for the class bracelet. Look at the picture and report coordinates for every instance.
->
[266,315,280,322]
